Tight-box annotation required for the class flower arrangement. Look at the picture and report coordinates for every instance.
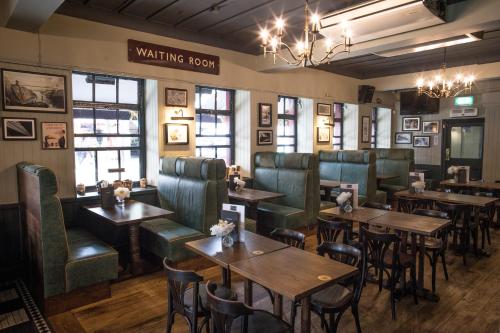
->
[210,220,235,237]
[336,192,352,206]
[233,177,246,192]
[447,166,458,175]
[411,180,426,193]
[114,187,130,200]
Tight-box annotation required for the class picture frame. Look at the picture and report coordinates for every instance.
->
[317,127,330,144]
[1,69,67,113]
[317,103,332,116]
[165,88,188,107]
[41,122,67,149]
[2,117,36,140]
[258,103,272,127]
[413,135,431,148]
[164,123,189,145]
[257,130,273,145]
[422,120,440,134]
[361,116,370,143]
[402,117,421,131]
[394,132,412,144]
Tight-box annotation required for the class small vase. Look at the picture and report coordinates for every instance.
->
[116,196,126,207]
[221,234,234,248]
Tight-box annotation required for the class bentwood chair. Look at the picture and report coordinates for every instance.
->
[164,260,236,333]
[474,191,495,249]
[317,217,353,245]
[361,227,418,320]
[360,202,392,234]
[413,209,450,294]
[205,282,291,333]
[270,228,305,249]
[397,197,432,214]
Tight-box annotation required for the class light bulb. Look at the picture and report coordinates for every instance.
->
[455,73,462,82]
[275,18,284,29]
[270,37,279,51]
[296,40,305,54]
[325,38,333,51]
[434,75,441,82]
[259,29,269,44]
[416,78,424,87]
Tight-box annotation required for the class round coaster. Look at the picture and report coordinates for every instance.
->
[318,275,332,281]
[252,250,264,255]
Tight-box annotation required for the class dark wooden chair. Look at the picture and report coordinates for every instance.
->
[474,191,495,249]
[413,209,450,294]
[270,228,305,249]
[397,197,431,214]
[435,202,474,265]
[164,260,236,333]
[205,282,291,333]
[362,201,392,211]
[317,217,352,245]
[361,227,418,320]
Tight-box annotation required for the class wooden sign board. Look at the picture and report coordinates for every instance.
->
[127,39,220,75]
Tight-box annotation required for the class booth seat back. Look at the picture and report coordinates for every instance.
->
[17,162,69,299]
[158,157,228,234]
[374,148,415,187]
[319,150,377,201]
[253,152,320,224]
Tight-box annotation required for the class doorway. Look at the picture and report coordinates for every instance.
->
[441,118,484,180]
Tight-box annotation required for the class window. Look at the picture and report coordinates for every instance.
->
[333,102,343,150]
[72,72,145,187]
[277,96,297,152]
[371,108,377,148]
[195,86,235,166]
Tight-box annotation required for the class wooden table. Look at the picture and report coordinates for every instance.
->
[230,246,358,333]
[321,206,389,223]
[376,174,400,187]
[320,179,341,201]
[84,200,174,275]
[440,179,500,191]
[228,188,285,219]
[185,230,288,286]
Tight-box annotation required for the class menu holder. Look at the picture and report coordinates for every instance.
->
[100,185,115,209]
[223,203,246,241]
[340,183,358,209]
[457,168,467,184]
[221,209,241,243]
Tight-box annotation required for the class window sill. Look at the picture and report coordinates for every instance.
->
[73,185,157,202]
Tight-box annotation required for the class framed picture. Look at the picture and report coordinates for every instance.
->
[317,103,332,116]
[2,117,36,140]
[317,127,330,144]
[402,117,421,131]
[165,88,188,107]
[422,120,440,134]
[361,116,370,143]
[258,103,272,127]
[257,130,273,145]
[165,123,189,145]
[413,135,430,148]
[395,132,412,144]
[41,122,67,149]
[1,69,66,113]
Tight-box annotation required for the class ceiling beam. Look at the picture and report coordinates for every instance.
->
[0,0,64,32]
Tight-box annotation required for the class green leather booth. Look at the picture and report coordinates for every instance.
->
[16,162,118,314]
[253,152,320,234]
[318,150,387,204]
[140,157,227,263]
[374,148,414,200]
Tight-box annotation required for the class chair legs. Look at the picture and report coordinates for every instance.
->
[166,312,175,333]
[351,303,362,333]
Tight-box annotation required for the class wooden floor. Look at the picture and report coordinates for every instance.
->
[49,228,500,333]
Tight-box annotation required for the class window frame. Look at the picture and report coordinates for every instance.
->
[72,71,146,189]
[371,107,377,148]
[277,95,298,152]
[333,102,344,150]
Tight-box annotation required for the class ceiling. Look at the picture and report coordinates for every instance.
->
[56,0,500,79]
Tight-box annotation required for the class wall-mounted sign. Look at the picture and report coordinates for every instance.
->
[454,95,474,106]
[127,39,220,75]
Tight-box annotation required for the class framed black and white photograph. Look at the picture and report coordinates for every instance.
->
[402,116,421,131]
[41,122,67,149]
[2,117,36,140]
[165,88,188,107]
[1,69,66,113]
[317,103,332,116]
[258,103,272,127]
[165,123,189,145]
[257,130,273,145]
[395,132,412,144]
[361,116,370,143]
[413,135,430,148]
[317,127,330,144]
[422,120,440,134]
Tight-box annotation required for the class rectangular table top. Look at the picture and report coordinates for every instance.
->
[320,180,341,188]
[320,206,390,223]
[84,200,174,226]
[440,179,500,191]
[394,190,498,207]
[367,211,450,236]
[229,246,358,301]
[228,188,285,203]
[185,230,289,269]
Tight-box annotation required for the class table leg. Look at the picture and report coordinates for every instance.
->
[222,267,231,288]
[247,203,258,220]
[244,279,253,306]
[273,292,283,318]
[414,234,439,302]
[473,206,490,257]
[128,225,143,275]
[300,296,311,333]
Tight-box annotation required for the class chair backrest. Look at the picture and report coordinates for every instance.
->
[163,259,203,315]
[435,201,470,227]
[318,150,376,201]
[413,209,449,220]
[253,152,320,226]
[158,157,228,234]
[373,149,414,187]
[270,228,305,249]
[363,201,392,211]
[316,216,352,245]
[397,197,430,214]
[206,282,253,333]
[361,227,402,271]
[16,162,69,302]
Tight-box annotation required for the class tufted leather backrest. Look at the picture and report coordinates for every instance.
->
[17,162,69,300]
[319,150,377,200]
[158,157,228,234]
[373,148,415,187]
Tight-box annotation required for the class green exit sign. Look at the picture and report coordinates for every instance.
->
[454,96,474,106]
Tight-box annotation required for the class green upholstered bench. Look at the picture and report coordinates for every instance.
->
[373,148,415,202]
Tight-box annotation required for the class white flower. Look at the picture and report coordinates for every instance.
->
[234,178,246,188]
[447,166,458,175]
[411,181,426,190]
[336,191,352,205]
[114,187,130,199]
[210,220,235,237]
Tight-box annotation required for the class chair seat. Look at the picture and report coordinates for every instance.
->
[383,250,414,267]
[257,202,306,232]
[231,310,291,333]
[184,283,236,313]
[311,284,353,310]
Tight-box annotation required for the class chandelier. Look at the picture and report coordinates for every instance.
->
[258,0,352,67]
[416,48,474,98]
